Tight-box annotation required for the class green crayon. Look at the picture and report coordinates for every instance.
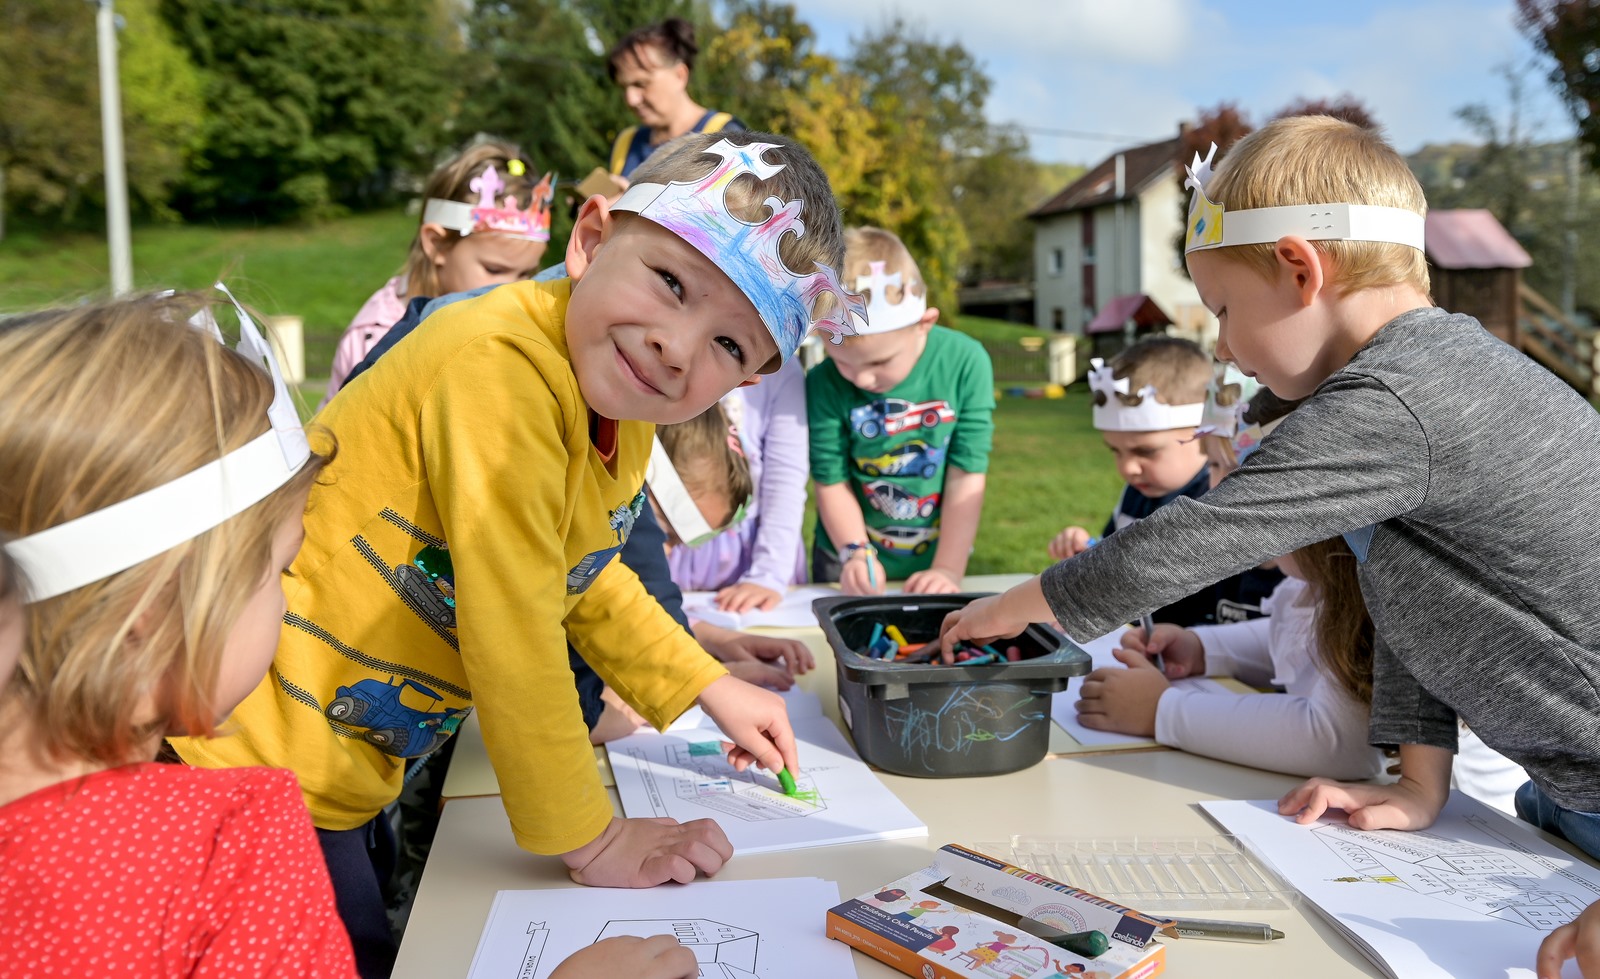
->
[777,768,798,796]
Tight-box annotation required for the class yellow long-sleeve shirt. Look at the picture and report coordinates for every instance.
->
[173,280,727,854]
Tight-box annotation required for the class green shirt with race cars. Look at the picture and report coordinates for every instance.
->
[807,325,995,579]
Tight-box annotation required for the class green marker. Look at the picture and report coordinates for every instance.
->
[777,768,798,796]
[1054,929,1110,958]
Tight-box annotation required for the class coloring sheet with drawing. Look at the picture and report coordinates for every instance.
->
[466,877,857,979]
[1050,632,1233,746]
[1203,793,1597,979]
[680,585,845,630]
[608,715,927,854]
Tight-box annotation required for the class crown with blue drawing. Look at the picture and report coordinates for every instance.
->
[4,285,311,603]
[850,260,927,335]
[1183,143,1426,254]
[1195,362,1260,439]
[423,162,556,243]
[609,139,865,370]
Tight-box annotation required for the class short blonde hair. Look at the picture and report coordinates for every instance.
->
[842,226,925,310]
[656,403,753,534]
[0,294,330,766]
[1205,116,1429,295]
[631,130,846,320]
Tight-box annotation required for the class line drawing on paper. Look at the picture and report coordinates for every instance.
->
[1316,813,1598,929]
[595,918,760,979]
[619,743,832,822]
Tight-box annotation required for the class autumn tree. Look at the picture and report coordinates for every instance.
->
[1518,0,1600,168]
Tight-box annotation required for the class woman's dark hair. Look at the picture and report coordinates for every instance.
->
[608,17,698,80]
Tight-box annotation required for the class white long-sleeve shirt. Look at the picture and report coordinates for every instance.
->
[1153,578,1387,780]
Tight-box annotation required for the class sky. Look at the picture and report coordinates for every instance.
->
[799,0,1575,165]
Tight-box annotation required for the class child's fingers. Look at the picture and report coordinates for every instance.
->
[1535,922,1578,979]
[1112,647,1160,670]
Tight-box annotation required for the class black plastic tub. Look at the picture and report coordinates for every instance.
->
[813,593,1092,778]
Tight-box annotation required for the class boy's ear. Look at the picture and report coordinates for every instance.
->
[419,224,452,266]
[1274,235,1327,307]
[917,307,940,330]
[565,195,615,280]
[735,375,764,389]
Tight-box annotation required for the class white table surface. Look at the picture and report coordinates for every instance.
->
[397,574,1391,978]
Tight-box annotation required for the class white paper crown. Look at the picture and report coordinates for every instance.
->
[423,164,555,242]
[1195,362,1261,438]
[849,260,927,335]
[3,284,312,603]
[1088,358,1205,432]
[1183,143,1425,254]
[609,139,865,367]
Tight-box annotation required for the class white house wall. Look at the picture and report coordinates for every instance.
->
[1033,213,1082,332]
[1138,176,1217,350]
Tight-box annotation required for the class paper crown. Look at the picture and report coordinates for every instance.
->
[1183,143,1425,255]
[609,139,864,368]
[849,260,927,335]
[1195,362,1261,439]
[1088,358,1205,432]
[1233,416,1286,464]
[645,435,750,547]
[423,164,555,243]
[4,285,312,603]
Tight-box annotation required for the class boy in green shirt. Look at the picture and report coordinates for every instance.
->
[808,227,995,593]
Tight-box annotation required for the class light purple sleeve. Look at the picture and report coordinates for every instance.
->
[739,357,810,591]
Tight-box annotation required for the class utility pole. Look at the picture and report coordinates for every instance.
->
[94,0,133,296]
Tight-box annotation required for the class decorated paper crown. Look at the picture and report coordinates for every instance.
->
[849,260,927,335]
[1088,358,1205,432]
[1195,362,1261,438]
[4,285,312,603]
[1183,143,1425,255]
[423,163,555,243]
[645,436,750,547]
[609,139,865,369]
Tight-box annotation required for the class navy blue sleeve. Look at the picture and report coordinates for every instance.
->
[342,295,432,389]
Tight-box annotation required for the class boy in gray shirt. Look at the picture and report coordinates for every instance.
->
[940,116,1600,975]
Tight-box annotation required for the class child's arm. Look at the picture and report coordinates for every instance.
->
[906,466,985,594]
[815,481,883,595]
[720,361,809,612]
[1279,742,1453,829]
[1537,899,1600,979]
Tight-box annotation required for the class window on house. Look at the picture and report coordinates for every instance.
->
[1081,215,1096,264]
[1048,247,1064,277]
[1052,308,1065,332]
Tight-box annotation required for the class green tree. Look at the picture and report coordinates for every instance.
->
[161,0,458,219]
[0,0,202,231]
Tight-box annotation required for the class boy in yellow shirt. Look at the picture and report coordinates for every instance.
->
[173,131,860,976]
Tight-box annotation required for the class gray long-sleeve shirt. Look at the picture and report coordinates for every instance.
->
[1043,307,1600,811]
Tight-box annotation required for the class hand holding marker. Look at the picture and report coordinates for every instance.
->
[1085,536,1165,675]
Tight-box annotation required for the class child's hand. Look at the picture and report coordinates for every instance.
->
[1118,624,1204,678]
[563,816,733,887]
[938,593,1029,664]
[1048,526,1094,561]
[1278,775,1447,831]
[695,674,800,777]
[1074,648,1169,736]
[705,630,814,689]
[549,935,698,979]
[1538,898,1600,979]
[715,582,782,613]
[905,567,962,594]
[838,551,885,596]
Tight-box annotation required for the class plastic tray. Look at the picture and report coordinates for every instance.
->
[971,835,1294,912]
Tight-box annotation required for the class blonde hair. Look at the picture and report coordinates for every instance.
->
[1101,336,1211,409]
[841,226,926,326]
[405,138,543,298]
[0,294,330,766]
[629,131,845,320]
[1205,116,1430,295]
[656,403,753,530]
[1295,536,1374,704]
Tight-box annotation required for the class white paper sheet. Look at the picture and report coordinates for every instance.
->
[608,716,927,854]
[466,877,856,979]
[668,687,824,733]
[1202,793,1597,979]
[681,585,845,630]
[1049,632,1233,746]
